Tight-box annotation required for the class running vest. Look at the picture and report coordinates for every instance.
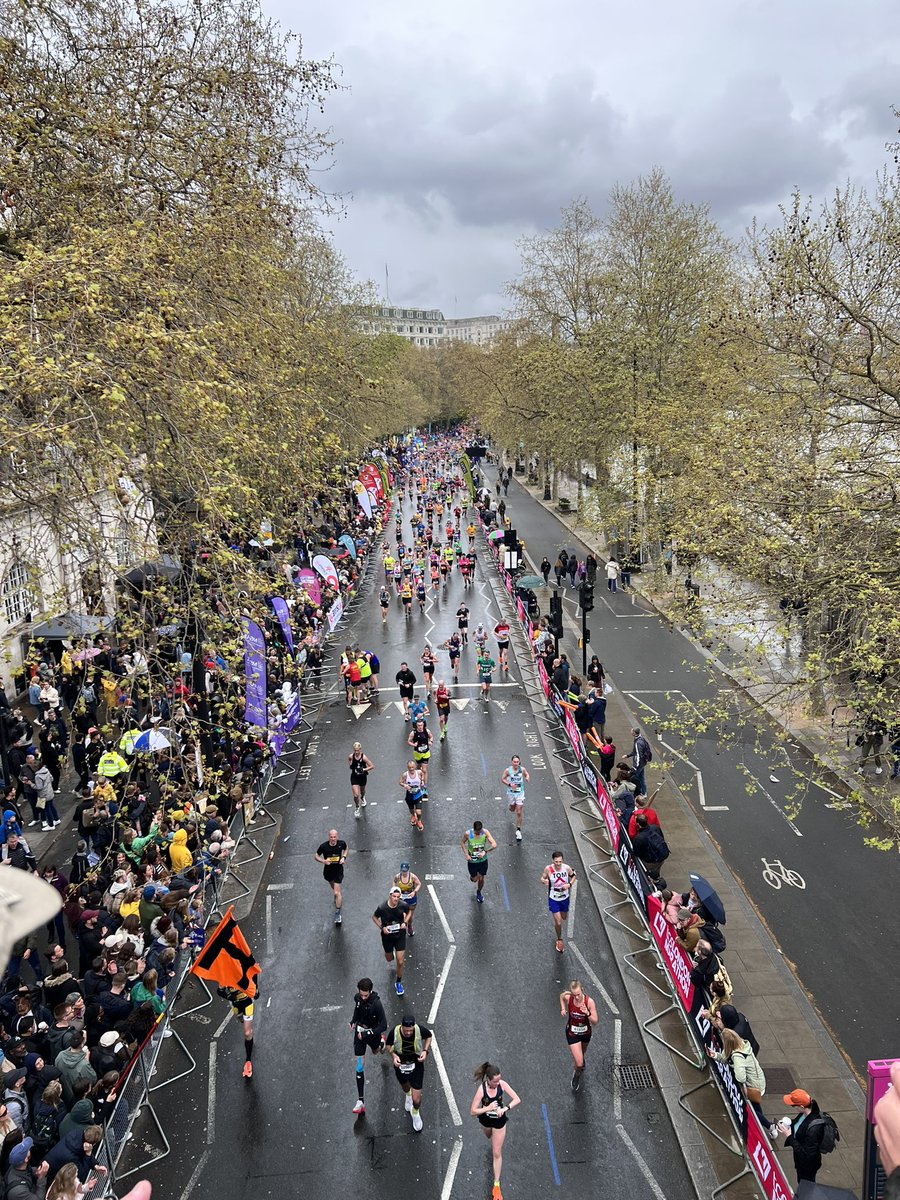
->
[405,770,423,795]
[547,866,572,901]
[350,752,366,776]
[467,829,488,860]
[394,872,416,897]
[481,1078,506,1120]
[506,769,524,794]
[566,994,592,1038]
[411,728,429,752]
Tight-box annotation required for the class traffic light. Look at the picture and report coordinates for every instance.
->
[580,582,594,613]
[549,592,564,639]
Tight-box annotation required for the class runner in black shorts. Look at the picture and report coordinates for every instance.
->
[559,979,598,1090]
[349,741,374,819]
[372,887,410,995]
[350,976,387,1115]
[456,603,470,645]
[443,632,461,684]
[314,829,347,925]
[387,1015,432,1132]
[420,643,436,696]
[470,1062,522,1199]
[460,820,497,903]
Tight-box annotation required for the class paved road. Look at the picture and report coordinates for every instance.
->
[143,500,692,1200]
[493,465,900,1074]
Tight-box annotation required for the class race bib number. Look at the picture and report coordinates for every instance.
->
[398,1061,415,1074]
[384,922,402,934]
[569,1023,588,1035]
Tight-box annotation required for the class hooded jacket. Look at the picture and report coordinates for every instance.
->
[43,1125,96,1182]
[168,828,193,872]
[55,1045,96,1106]
[349,989,387,1039]
[58,1098,95,1140]
[718,1005,760,1055]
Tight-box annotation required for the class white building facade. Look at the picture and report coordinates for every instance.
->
[360,306,508,348]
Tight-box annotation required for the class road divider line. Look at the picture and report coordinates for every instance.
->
[696,770,729,812]
[617,1124,666,1199]
[541,1102,561,1186]
[207,1042,217,1145]
[425,873,455,880]
[499,873,511,912]
[267,882,294,891]
[613,1018,622,1120]
[431,1034,463,1126]
[428,943,457,1025]
[178,1149,209,1200]
[213,1009,231,1040]
[428,883,455,944]
[440,1135,464,1200]
[569,939,620,1016]
[265,893,274,959]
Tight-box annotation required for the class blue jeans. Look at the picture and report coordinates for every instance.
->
[607,578,617,592]
[40,799,59,825]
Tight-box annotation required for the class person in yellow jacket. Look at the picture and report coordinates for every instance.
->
[168,827,193,872]
[97,747,129,779]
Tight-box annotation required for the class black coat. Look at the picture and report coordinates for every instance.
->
[785,1102,825,1169]
[690,948,720,989]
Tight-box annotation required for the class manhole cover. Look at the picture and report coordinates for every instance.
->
[616,1064,656,1090]
[764,1067,796,1096]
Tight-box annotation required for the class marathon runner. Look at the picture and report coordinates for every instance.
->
[559,979,599,1090]
[392,862,422,935]
[349,742,374,819]
[460,820,497,903]
[501,755,529,842]
[372,886,411,995]
[443,631,462,684]
[400,761,425,831]
[387,1014,432,1132]
[314,829,347,924]
[407,718,433,788]
[473,622,488,653]
[470,1062,522,1200]
[477,647,497,700]
[456,602,470,645]
[217,983,258,1079]
[420,643,436,695]
[401,579,413,618]
[395,661,417,721]
[435,679,452,741]
[540,852,577,953]
[494,618,511,672]
[379,585,391,623]
[350,976,387,1115]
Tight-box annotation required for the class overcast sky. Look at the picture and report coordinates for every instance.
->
[266,0,900,316]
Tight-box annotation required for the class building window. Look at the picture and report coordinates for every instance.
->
[2,561,34,625]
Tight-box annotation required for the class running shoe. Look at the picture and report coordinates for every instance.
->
[475,892,484,903]
[408,927,415,936]
[515,829,522,841]
[405,1093,414,1112]
[416,820,424,830]
[334,911,342,925]
[353,1100,365,1115]
[355,807,361,819]
[411,814,417,826]
[556,939,564,953]
[440,730,446,741]
[243,1061,253,1079]
[411,1109,423,1132]
[361,797,367,807]
[395,981,404,996]
[492,1185,503,1200]
[571,1070,582,1092]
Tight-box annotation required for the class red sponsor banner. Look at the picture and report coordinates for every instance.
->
[525,617,534,641]
[564,710,583,762]
[516,597,526,622]
[647,894,695,1010]
[537,658,550,698]
[593,777,621,851]
[504,573,513,595]
[745,1110,794,1200]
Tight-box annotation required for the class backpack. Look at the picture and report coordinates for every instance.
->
[701,922,727,954]
[811,1113,840,1154]
[32,1105,58,1147]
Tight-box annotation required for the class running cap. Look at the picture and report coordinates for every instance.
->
[400,862,410,871]
[400,1014,415,1027]
[783,1088,811,1107]
[389,886,402,895]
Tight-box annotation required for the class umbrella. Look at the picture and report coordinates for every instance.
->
[134,729,172,753]
[517,574,546,589]
[796,1183,859,1200]
[688,873,727,925]
[72,647,102,662]
[123,554,181,586]
[488,530,505,542]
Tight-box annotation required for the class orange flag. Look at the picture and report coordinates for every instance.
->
[190,906,260,998]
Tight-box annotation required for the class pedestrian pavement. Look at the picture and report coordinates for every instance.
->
[527,472,900,840]
[491,466,867,1197]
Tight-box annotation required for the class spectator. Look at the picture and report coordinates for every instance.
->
[56,1100,96,1143]
[627,789,661,840]
[776,1088,827,1186]
[629,728,652,795]
[3,1069,29,1132]
[30,1081,64,1159]
[32,760,59,833]
[597,738,616,783]
[632,813,669,882]
[1,833,36,873]
[690,940,720,990]
[707,1027,773,1134]
[551,656,570,694]
[138,886,163,936]
[42,1124,104,1185]
[43,971,81,1019]
[75,914,102,979]
[609,763,637,824]
[130,971,164,1018]
[675,908,703,954]
[717,1005,761,1055]
[4,1137,49,1200]
[46,1163,81,1200]
[55,1031,96,1107]
[605,557,620,592]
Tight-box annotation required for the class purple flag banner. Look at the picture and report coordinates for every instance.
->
[242,617,267,730]
[270,596,294,657]
[296,567,321,606]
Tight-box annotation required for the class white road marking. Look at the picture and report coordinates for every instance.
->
[265,893,273,959]
[657,737,696,769]
[430,1033,463,1126]
[617,1124,667,1200]
[568,939,620,1016]
[428,884,455,944]
[428,943,457,1025]
[613,1018,622,1120]
[213,1009,232,1040]
[178,1149,210,1200]
[207,1042,217,1145]
[440,1136,464,1200]
[300,1003,344,1014]
[695,771,729,812]
[425,873,455,880]
[267,882,294,891]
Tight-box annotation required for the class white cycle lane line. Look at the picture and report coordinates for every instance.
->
[425,876,465,1200]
